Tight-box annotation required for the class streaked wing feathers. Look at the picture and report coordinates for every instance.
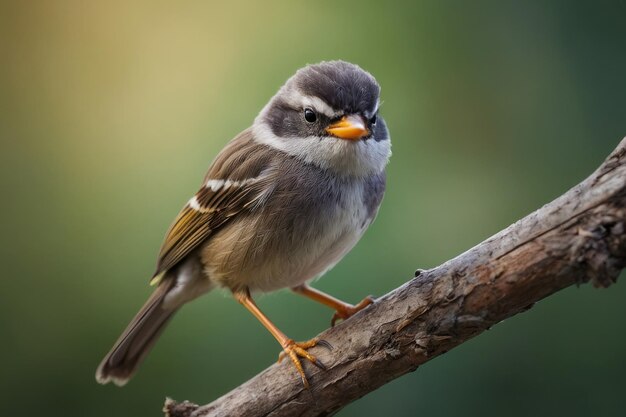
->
[152,130,278,277]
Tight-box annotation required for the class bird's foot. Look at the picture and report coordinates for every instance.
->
[331,296,375,326]
[277,338,332,388]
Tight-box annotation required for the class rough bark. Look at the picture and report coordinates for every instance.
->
[164,137,626,417]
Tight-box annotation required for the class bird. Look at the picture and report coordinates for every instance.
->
[95,60,391,388]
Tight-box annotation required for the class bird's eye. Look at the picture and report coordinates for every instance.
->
[370,113,377,125]
[304,108,317,123]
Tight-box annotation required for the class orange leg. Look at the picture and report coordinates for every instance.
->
[292,284,374,326]
[233,288,327,388]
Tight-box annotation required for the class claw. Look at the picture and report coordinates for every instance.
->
[277,338,326,388]
[314,358,327,370]
[316,339,334,351]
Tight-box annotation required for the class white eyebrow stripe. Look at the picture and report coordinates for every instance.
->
[300,95,340,118]
[365,99,381,119]
[282,89,340,118]
[372,99,381,115]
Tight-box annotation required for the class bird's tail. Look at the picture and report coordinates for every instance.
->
[95,277,177,386]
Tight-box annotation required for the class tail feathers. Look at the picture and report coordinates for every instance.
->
[96,280,177,386]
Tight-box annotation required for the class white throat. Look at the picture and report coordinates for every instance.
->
[251,120,391,177]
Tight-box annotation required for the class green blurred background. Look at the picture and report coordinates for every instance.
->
[1,1,626,416]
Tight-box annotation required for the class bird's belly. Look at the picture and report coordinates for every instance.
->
[250,224,365,292]
[201,190,371,293]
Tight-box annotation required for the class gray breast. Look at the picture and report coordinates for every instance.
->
[261,157,385,245]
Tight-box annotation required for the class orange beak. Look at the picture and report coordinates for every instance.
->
[325,114,369,140]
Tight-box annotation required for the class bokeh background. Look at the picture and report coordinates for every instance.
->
[2,1,626,416]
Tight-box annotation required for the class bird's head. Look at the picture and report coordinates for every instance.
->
[253,61,391,177]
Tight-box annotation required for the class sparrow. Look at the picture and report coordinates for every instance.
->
[95,60,391,388]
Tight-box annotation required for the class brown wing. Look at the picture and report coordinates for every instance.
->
[151,129,280,278]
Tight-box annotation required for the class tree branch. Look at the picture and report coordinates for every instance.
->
[165,137,626,417]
